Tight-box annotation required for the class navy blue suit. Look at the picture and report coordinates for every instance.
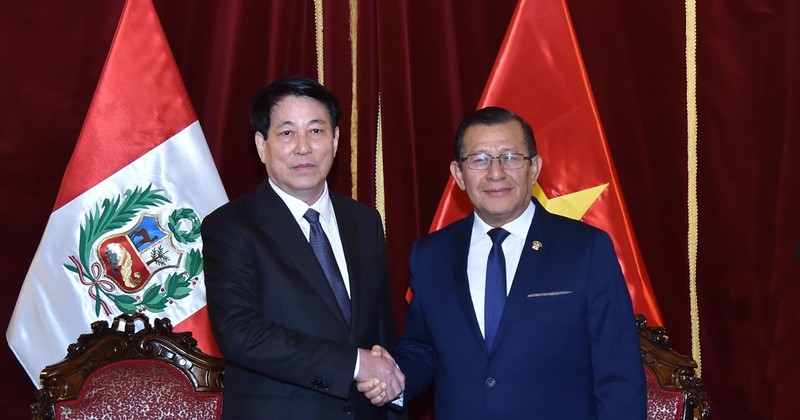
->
[394,199,646,419]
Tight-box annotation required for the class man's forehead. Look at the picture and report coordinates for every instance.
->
[273,117,329,126]
[464,126,524,147]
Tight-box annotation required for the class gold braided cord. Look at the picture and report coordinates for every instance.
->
[685,0,702,376]
[375,93,386,234]
[349,0,359,199]
[314,0,324,84]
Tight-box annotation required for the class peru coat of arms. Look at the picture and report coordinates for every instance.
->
[64,184,204,316]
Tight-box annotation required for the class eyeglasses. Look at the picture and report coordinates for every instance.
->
[459,152,532,170]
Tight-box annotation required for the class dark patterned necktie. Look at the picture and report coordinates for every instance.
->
[485,228,510,351]
[303,208,351,325]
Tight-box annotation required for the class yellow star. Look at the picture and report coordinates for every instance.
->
[532,183,608,220]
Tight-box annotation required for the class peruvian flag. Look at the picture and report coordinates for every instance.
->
[6,0,227,384]
[428,0,663,325]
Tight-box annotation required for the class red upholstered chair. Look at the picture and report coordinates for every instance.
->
[637,315,711,420]
[31,313,224,420]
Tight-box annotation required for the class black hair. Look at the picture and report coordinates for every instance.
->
[454,106,537,161]
[249,76,341,135]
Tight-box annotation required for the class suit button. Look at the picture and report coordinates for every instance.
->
[343,405,353,414]
[485,377,496,387]
[311,379,329,389]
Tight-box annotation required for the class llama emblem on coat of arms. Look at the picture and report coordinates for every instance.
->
[65,184,204,316]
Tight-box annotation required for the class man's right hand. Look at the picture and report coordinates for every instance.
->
[355,345,404,405]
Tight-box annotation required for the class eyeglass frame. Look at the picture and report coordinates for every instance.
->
[458,152,533,170]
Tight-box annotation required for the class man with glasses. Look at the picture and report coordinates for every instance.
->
[360,106,645,419]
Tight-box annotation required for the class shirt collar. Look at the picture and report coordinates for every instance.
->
[268,179,334,224]
[471,200,536,243]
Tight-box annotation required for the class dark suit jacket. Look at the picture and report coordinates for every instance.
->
[202,180,396,420]
[394,199,646,420]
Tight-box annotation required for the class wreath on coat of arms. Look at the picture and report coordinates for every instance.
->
[64,184,204,316]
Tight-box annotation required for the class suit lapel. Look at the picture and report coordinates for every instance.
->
[253,182,350,329]
[331,195,361,338]
[492,201,553,351]
[451,215,489,353]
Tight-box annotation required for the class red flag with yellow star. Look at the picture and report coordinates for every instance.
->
[427,0,663,325]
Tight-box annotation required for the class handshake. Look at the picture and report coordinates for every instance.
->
[355,345,405,406]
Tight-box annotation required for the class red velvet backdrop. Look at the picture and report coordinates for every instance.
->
[1,1,798,418]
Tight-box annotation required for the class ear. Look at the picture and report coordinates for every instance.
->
[332,127,340,157]
[255,132,267,163]
[450,161,466,191]
[529,154,543,185]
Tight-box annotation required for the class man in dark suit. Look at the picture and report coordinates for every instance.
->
[202,76,403,419]
[361,106,646,419]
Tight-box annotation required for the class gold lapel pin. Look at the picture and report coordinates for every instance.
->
[531,240,542,251]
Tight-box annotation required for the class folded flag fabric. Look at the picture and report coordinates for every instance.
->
[6,0,228,384]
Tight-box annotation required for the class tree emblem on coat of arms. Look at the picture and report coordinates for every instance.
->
[64,184,204,316]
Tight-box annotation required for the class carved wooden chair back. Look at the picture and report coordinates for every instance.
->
[32,313,224,420]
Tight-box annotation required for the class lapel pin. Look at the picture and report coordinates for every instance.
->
[531,240,542,251]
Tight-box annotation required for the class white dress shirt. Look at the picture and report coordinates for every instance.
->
[467,201,535,338]
[268,179,364,379]
[268,179,351,297]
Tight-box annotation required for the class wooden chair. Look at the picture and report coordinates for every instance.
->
[32,313,224,420]
[638,315,711,420]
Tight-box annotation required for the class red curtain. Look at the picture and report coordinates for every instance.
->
[1,0,798,418]
[569,1,800,417]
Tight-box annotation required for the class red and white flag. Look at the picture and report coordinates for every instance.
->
[6,0,227,384]
[428,0,663,325]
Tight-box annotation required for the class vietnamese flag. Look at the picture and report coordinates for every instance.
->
[428,0,662,325]
[6,0,227,384]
